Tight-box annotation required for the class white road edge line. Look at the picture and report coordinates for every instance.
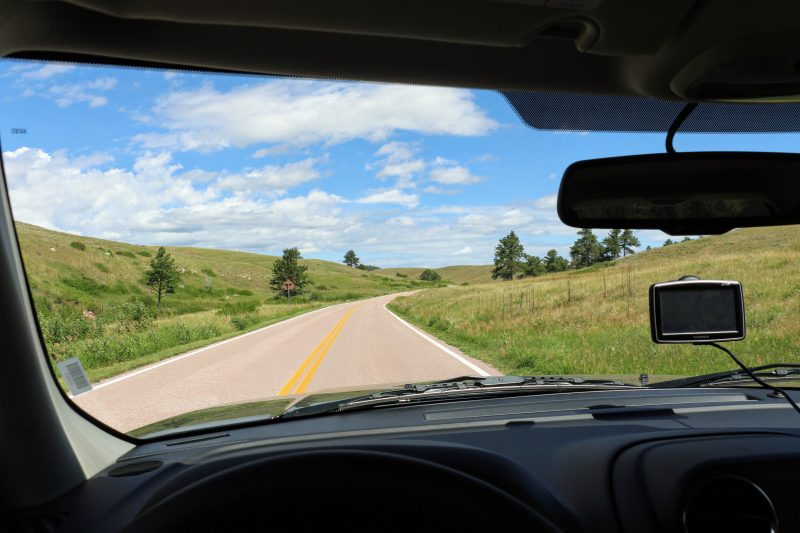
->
[383,303,490,377]
[79,302,348,395]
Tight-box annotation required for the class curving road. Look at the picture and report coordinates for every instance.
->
[74,293,499,432]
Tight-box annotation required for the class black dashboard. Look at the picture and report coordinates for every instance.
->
[40,388,800,532]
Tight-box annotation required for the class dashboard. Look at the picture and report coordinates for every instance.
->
[35,387,800,532]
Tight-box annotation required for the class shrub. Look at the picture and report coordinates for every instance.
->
[55,321,224,367]
[201,268,216,277]
[218,300,259,315]
[38,304,99,346]
[225,287,254,296]
[61,275,107,296]
[230,314,259,331]
[136,250,152,257]
[94,262,110,273]
[108,301,154,332]
[395,272,408,278]
[419,269,442,282]
[69,241,86,251]
[116,250,136,258]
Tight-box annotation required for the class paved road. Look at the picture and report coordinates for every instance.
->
[75,293,499,432]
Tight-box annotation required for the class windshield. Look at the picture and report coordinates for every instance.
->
[2,59,798,437]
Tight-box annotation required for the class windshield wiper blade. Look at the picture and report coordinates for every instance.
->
[279,375,636,420]
[651,363,800,388]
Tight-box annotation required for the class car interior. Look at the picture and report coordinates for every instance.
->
[3,1,800,531]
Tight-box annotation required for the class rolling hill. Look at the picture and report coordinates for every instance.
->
[389,225,800,378]
[374,265,494,284]
[15,221,425,315]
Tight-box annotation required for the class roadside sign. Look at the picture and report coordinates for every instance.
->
[281,279,295,291]
[57,357,92,396]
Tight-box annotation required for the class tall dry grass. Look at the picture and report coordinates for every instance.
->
[389,227,800,377]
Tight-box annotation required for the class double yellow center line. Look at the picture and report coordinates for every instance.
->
[278,306,358,396]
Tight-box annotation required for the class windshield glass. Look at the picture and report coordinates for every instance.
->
[2,59,798,437]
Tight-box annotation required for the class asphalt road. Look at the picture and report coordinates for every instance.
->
[74,293,499,432]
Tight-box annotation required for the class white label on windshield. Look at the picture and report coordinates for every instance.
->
[57,357,93,396]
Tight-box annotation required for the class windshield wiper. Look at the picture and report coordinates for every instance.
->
[279,375,636,420]
[651,363,800,389]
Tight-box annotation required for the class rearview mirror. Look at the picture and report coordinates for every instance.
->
[557,152,800,235]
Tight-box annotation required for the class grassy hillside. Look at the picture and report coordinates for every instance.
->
[375,265,494,284]
[389,226,800,378]
[14,221,430,381]
[16,222,424,314]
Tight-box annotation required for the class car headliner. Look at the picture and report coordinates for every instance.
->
[0,0,799,104]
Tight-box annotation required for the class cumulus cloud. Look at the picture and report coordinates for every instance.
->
[3,146,356,252]
[429,157,484,185]
[17,63,76,81]
[422,186,458,195]
[134,80,497,152]
[217,158,321,193]
[47,77,118,108]
[4,145,576,266]
[367,141,425,188]
[533,194,558,209]
[356,189,419,208]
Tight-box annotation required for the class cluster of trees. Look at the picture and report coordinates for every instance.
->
[491,228,641,281]
[343,249,379,271]
[569,228,640,268]
[491,231,571,280]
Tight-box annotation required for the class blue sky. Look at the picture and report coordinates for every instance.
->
[0,59,795,267]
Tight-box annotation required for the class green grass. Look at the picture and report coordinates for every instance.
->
[62,302,329,383]
[389,226,800,378]
[15,221,426,380]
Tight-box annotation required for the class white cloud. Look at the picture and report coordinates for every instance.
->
[47,77,117,108]
[378,160,425,181]
[4,145,581,267]
[18,63,76,81]
[533,194,558,209]
[367,141,425,189]
[4,147,214,239]
[356,189,419,208]
[429,157,484,185]
[422,186,458,195]
[135,80,497,152]
[386,216,415,227]
[217,158,321,193]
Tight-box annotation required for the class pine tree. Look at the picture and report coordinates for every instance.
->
[523,254,545,276]
[491,231,525,280]
[343,249,360,268]
[619,229,640,256]
[144,246,180,310]
[569,229,602,268]
[270,248,310,296]
[543,249,569,273]
[601,229,622,260]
